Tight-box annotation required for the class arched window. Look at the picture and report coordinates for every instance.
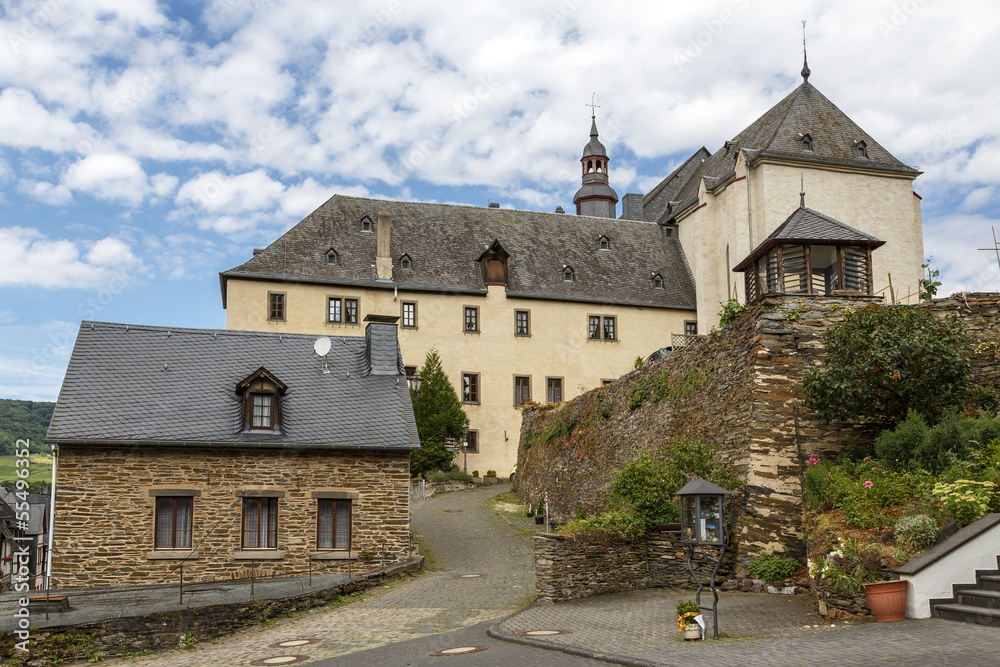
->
[801,134,813,151]
[563,266,575,282]
[325,249,338,264]
[598,235,610,250]
[855,141,868,158]
[399,253,412,270]
[652,273,663,288]
[360,216,372,231]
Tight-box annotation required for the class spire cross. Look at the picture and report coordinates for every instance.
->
[585,92,600,118]
[801,20,811,82]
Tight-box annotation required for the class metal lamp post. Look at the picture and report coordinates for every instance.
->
[461,420,469,473]
[408,373,422,394]
[677,479,733,640]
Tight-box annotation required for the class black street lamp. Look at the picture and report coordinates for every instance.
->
[677,479,734,640]
[408,373,422,394]
[461,420,470,473]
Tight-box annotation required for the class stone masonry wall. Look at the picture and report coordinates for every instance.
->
[54,445,411,588]
[917,292,1000,390]
[534,532,735,602]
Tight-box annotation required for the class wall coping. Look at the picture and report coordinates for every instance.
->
[896,513,1000,575]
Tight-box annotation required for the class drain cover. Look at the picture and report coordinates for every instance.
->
[268,638,320,649]
[443,509,463,513]
[514,629,572,637]
[251,656,309,666]
[429,646,489,656]
[455,574,483,578]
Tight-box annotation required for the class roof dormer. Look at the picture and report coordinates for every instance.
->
[597,235,611,250]
[237,367,287,431]
[360,215,373,232]
[477,240,509,286]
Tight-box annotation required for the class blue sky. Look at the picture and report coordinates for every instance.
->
[1,0,998,401]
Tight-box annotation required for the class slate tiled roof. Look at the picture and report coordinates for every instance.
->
[642,147,711,224]
[733,206,885,271]
[665,81,920,222]
[221,195,696,311]
[47,322,419,451]
[0,490,48,536]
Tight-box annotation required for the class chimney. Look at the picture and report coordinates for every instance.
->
[621,193,644,221]
[555,206,565,214]
[363,314,401,376]
[488,202,500,208]
[376,210,392,281]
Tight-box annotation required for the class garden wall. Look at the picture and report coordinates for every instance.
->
[517,294,880,559]
[534,532,735,602]
[917,292,1000,389]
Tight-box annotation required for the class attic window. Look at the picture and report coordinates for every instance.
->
[598,236,610,250]
[563,266,575,282]
[325,249,338,264]
[237,368,287,432]
[801,134,813,151]
[652,273,663,289]
[399,253,412,270]
[360,216,372,232]
[855,141,868,158]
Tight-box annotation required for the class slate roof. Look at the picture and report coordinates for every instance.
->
[0,490,49,536]
[663,81,920,223]
[583,117,608,158]
[642,147,711,224]
[47,322,419,451]
[733,206,885,271]
[221,195,697,311]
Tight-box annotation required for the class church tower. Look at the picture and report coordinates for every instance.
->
[573,114,619,218]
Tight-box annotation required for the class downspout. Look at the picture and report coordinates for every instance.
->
[744,150,753,265]
[45,444,57,592]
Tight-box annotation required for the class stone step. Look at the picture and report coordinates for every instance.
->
[934,603,1000,626]
[979,575,1000,593]
[956,588,1000,610]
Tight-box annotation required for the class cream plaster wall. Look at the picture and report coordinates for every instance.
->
[680,156,923,333]
[225,279,693,475]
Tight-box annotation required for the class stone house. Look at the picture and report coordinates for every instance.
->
[0,489,49,590]
[45,316,418,588]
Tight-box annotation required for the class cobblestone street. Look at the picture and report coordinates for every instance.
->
[106,484,533,666]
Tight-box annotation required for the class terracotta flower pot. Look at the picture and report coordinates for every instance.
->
[864,580,907,622]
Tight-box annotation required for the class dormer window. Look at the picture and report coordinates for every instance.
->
[598,235,610,250]
[563,266,575,282]
[479,240,509,286]
[855,140,868,158]
[652,273,663,288]
[237,368,287,432]
[360,216,372,232]
[325,248,338,265]
[801,133,813,151]
[399,253,412,270]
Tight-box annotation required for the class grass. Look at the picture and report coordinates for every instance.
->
[0,453,53,485]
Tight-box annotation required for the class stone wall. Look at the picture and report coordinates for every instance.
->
[917,292,1000,389]
[54,445,411,588]
[534,532,735,602]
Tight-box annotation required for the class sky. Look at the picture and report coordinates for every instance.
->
[0,0,998,402]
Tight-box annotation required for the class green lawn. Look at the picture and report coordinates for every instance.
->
[0,454,53,486]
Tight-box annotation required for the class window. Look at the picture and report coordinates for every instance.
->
[515,310,530,336]
[317,499,351,550]
[328,297,360,324]
[402,302,417,328]
[268,293,285,321]
[652,273,663,288]
[685,321,698,336]
[598,235,610,250]
[602,379,614,386]
[465,430,479,453]
[328,297,342,323]
[360,216,372,231]
[344,298,359,324]
[154,497,192,550]
[801,133,813,151]
[603,316,616,341]
[664,226,673,238]
[590,314,616,341]
[563,266,575,282]
[547,378,563,404]
[404,365,417,379]
[514,376,531,405]
[855,140,868,158]
[399,254,412,270]
[242,497,278,550]
[250,393,275,429]
[462,373,480,404]
[326,249,338,264]
[464,306,479,332]
[588,315,601,340]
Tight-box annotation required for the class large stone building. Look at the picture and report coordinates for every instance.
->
[220,64,924,475]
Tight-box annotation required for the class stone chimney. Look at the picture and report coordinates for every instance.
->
[363,314,402,376]
[621,193,644,221]
[376,210,392,281]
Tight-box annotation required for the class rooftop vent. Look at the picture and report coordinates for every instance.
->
[555,206,565,213]
[253,248,264,256]
[488,202,500,208]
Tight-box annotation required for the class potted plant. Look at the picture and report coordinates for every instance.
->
[534,504,546,525]
[863,579,907,622]
[676,600,702,640]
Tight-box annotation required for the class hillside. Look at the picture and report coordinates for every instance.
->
[0,399,55,454]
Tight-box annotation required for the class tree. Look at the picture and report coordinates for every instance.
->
[409,350,468,478]
[803,304,972,431]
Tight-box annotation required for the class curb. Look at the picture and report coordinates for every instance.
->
[486,605,664,667]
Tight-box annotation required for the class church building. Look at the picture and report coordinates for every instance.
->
[220,61,924,475]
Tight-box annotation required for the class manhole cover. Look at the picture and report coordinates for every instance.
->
[250,656,309,666]
[428,646,489,656]
[455,574,483,578]
[268,638,321,649]
[514,629,572,637]
[443,509,463,513]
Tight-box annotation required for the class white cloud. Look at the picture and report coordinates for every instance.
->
[0,227,142,289]
[176,169,286,214]
[17,179,73,206]
[0,88,93,153]
[151,172,179,198]
[63,153,149,205]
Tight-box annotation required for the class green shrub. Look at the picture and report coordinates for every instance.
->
[803,460,830,509]
[485,469,497,477]
[915,411,968,473]
[817,458,928,529]
[427,469,472,483]
[894,513,938,550]
[748,553,800,581]
[560,510,645,543]
[931,479,996,527]
[718,298,744,328]
[471,470,479,477]
[875,410,928,470]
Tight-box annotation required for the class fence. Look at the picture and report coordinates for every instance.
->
[410,479,426,502]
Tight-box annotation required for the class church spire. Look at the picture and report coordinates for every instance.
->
[801,19,811,82]
[573,94,618,219]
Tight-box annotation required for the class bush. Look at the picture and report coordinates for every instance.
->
[803,460,830,509]
[931,479,996,527]
[894,514,938,550]
[748,553,800,581]
[427,469,472,483]
[560,510,645,543]
[485,469,497,478]
[874,410,928,470]
[815,457,928,528]
[471,470,479,477]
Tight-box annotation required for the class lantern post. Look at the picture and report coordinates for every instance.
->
[677,479,733,640]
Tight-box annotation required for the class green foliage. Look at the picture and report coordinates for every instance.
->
[485,469,497,478]
[803,304,973,430]
[676,600,701,625]
[806,457,928,528]
[718,298,744,328]
[874,410,928,469]
[748,553,800,581]
[560,509,645,543]
[894,514,938,550]
[919,259,942,300]
[817,537,883,594]
[634,355,644,369]
[626,368,708,411]
[471,470,479,477]
[931,479,995,527]
[875,411,1000,474]
[409,350,467,478]
[0,399,55,455]
[426,468,472,483]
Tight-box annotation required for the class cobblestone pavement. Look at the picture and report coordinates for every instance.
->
[105,484,534,666]
[492,587,1000,666]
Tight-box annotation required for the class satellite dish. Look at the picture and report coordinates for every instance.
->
[313,336,332,357]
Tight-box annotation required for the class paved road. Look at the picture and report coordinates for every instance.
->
[107,484,538,666]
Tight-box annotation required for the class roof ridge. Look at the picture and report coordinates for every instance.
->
[643,147,709,204]
[78,321,365,344]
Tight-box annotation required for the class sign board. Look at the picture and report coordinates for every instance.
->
[444,437,457,449]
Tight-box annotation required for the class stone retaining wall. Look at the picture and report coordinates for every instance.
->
[534,532,736,602]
